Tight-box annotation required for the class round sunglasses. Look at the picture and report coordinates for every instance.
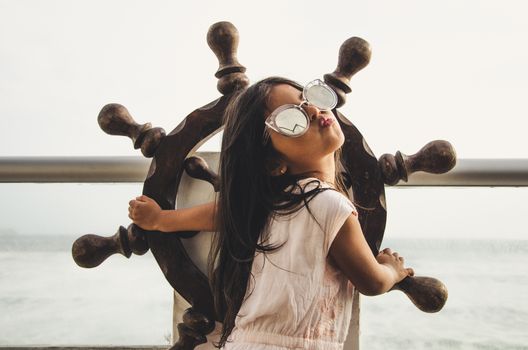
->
[262,79,338,143]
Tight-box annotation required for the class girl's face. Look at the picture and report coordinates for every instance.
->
[265,84,345,172]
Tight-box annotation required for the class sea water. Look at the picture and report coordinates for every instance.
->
[0,234,173,346]
[1,235,527,349]
[361,238,528,350]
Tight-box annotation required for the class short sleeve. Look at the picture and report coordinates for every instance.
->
[307,189,358,256]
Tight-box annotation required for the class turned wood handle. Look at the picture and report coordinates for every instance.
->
[184,156,220,192]
[72,224,148,268]
[97,103,166,157]
[207,21,249,95]
[169,308,215,350]
[324,36,371,108]
[391,276,448,313]
[207,21,245,77]
[379,140,457,185]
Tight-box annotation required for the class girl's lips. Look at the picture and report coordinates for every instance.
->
[319,118,334,128]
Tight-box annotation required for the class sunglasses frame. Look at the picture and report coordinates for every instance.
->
[263,79,338,143]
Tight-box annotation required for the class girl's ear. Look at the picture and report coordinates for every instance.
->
[266,157,287,177]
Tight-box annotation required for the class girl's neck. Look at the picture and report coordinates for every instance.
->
[287,154,336,186]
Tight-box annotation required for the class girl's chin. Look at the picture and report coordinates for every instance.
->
[324,135,345,151]
[317,144,342,158]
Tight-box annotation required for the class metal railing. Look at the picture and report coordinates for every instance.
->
[1,155,527,186]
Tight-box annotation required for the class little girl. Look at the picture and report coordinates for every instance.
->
[128,77,414,350]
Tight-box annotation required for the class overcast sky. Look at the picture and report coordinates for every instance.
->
[0,0,527,239]
[1,0,527,158]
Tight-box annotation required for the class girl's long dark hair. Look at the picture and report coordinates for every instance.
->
[208,77,349,348]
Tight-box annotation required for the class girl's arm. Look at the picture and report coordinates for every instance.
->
[329,213,414,296]
[128,195,218,232]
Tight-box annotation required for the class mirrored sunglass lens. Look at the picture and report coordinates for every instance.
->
[275,108,308,136]
[305,85,336,110]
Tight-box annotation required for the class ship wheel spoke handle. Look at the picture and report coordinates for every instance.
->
[379,140,457,186]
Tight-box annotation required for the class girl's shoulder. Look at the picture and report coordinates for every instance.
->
[285,176,334,192]
[289,177,355,207]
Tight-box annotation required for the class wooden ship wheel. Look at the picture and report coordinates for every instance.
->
[72,21,456,350]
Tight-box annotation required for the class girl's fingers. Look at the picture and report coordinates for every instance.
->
[406,268,415,276]
[382,248,393,255]
[394,253,404,262]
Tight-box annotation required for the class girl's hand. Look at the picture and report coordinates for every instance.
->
[128,195,162,231]
[376,248,415,283]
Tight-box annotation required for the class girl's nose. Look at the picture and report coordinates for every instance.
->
[302,102,322,121]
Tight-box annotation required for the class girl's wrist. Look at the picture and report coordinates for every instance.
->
[380,263,400,291]
[156,210,179,232]
[156,210,169,232]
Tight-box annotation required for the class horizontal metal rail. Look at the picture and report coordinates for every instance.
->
[0,156,151,183]
[0,155,527,186]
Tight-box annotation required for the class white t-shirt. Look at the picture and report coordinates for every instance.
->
[224,177,358,350]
